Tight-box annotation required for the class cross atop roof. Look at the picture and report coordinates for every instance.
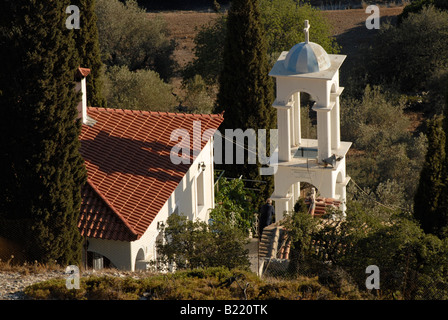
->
[304,20,310,43]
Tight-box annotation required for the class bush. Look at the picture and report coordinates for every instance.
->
[210,177,257,235]
[260,0,340,62]
[283,207,319,274]
[288,202,448,299]
[104,65,178,111]
[25,267,361,300]
[398,0,448,23]
[180,75,215,114]
[364,6,448,93]
[182,15,227,86]
[155,213,250,271]
[96,0,177,80]
[427,69,448,116]
[341,85,410,152]
[341,85,427,200]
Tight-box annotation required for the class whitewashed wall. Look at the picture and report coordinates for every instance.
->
[84,138,216,271]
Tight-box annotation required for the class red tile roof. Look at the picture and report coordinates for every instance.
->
[76,67,91,79]
[305,197,341,216]
[78,107,224,241]
[79,183,138,241]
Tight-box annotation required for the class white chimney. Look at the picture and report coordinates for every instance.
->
[75,67,91,125]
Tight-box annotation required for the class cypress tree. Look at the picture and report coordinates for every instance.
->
[73,0,107,108]
[438,84,448,237]
[214,0,276,209]
[0,0,87,264]
[413,115,446,236]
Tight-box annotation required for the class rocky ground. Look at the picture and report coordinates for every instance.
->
[0,239,261,300]
[0,269,153,300]
[0,269,65,300]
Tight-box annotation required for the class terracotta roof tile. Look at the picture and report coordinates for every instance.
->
[76,67,91,79]
[79,107,224,240]
[79,183,137,241]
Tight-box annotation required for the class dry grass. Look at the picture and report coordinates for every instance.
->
[147,11,219,69]
[0,258,64,275]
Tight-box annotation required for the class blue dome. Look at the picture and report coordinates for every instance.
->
[284,41,331,74]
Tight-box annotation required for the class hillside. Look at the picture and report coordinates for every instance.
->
[148,6,405,95]
[149,7,404,68]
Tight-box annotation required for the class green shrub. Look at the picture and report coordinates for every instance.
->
[104,65,178,111]
[341,85,427,200]
[210,178,257,235]
[180,75,214,114]
[398,0,448,23]
[155,213,251,271]
[96,0,176,80]
[260,0,340,60]
[24,266,371,300]
[24,278,86,300]
[365,6,448,93]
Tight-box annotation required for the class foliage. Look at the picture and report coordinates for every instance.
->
[363,6,448,93]
[182,15,228,86]
[180,75,215,114]
[24,267,356,300]
[341,85,427,201]
[300,104,317,139]
[440,85,448,238]
[259,0,340,63]
[183,0,339,86]
[414,115,446,236]
[398,0,448,23]
[427,69,448,116]
[285,202,448,299]
[283,201,319,274]
[0,0,87,265]
[210,177,257,235]
[155,213,250,271]
[95,0,177,80]
[73,0,107,108]
[214,0,276,209]
[104,65,178,111]
[341,85,410,151]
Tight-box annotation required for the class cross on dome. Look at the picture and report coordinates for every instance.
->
[304,20,310,43]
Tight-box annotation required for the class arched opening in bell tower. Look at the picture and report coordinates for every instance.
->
[299,92,317,140]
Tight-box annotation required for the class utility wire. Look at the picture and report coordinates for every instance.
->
[349,178,411,213]
[220,133,410,213]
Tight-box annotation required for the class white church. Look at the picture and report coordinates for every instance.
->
[268,20,351,221]
[75,20,351,271]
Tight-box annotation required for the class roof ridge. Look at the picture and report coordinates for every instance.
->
[87,106,224,119]
[86,179,139,239]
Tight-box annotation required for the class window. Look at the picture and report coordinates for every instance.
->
[86,251,112,270]
[196,170,205,208]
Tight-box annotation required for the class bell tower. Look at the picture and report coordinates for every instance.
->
[268,20,352,220]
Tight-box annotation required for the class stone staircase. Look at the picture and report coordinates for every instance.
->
[258,223,292,277]
[258,224,291,260]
